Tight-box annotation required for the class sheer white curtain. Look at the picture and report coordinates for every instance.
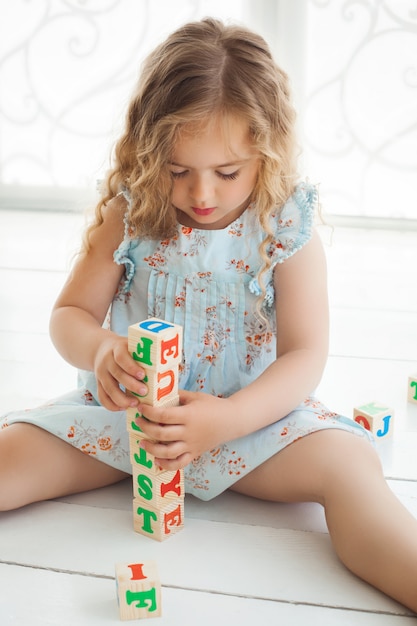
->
[0,0,246,209]
[301,0,417,222]
[1,0,416,221]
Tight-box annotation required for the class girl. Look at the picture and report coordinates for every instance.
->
[1,18,416,612]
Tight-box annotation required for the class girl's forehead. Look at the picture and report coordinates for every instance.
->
[173,114,255,162]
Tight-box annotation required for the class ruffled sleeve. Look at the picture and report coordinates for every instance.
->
[269,181,317,265]
[113,187,137,294]
[249,181,317,307]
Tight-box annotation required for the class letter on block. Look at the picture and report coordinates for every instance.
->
[115,561,161,620]
[353,401,394,439]
[129,318,182,366]
[408,375,417,404]
[133,499,184,542]
[128,433,165,476]
[132,468,184,508]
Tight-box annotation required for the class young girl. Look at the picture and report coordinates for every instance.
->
[1,18,416,612]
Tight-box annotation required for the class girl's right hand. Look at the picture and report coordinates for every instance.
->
[93,334,148,411]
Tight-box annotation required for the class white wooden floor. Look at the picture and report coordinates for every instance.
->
[1,208,417,625]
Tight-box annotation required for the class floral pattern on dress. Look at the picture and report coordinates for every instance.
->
[197,318,231,366]
[177,228,208,257]
[244,316,274,369]
[228,221,244,237]
[61,419,128,463]
[1,182,374,501]
[185,444,249,493]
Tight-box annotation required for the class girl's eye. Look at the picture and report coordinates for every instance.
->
[217,170,240,181]
[171,170,188,179]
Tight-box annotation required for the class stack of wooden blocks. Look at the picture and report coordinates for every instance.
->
[116,319,185,620]
[126,317,185,542]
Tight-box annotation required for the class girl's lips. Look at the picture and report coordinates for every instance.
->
[192,207,216,216]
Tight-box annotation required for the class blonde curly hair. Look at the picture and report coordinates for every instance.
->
[88,17,299,310]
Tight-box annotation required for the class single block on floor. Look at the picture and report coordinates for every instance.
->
[407,375,417,404]
[115,561,161,620]
[353,401,394,439]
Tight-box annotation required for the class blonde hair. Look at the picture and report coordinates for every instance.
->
[88,18,298,311]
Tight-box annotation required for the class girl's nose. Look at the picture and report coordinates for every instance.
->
[189,173,212,204]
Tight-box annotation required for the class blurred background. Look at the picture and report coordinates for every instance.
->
[0,0,416,225]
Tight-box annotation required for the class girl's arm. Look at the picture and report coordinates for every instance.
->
[228,228,329,430]
[49,196,146,410]
[138,229,329,468]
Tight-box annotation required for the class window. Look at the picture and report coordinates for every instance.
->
[1,0,415,222]
[302,0,417,221]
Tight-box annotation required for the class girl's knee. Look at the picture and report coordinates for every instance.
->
[311,430,385,498]
[292,429,383,502]
[310,428,381,468]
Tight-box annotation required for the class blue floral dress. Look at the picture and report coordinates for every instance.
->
[0,182,372,500]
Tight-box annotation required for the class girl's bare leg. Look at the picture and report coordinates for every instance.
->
[0,423,129,511]
[231,429,417,613]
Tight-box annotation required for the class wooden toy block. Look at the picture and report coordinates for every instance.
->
[353,401,394,439]
[115,561,161,620]
[133,498,184,542]
[131,364,179,406]
[128,318,182,406]
[128,317,182,370]
[408,374,417,404]
[126,395,180,435]
[129,431,167,476]
[132,467,184,508]
[127,408,153,440]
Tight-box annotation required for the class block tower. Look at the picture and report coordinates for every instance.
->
[127,318,184,541]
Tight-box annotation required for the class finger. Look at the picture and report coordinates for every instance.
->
[143,439,185,460]
[97,382,128,411]
[107,362,148,398]
[138,402,181,425]
[155,452,192,471]
[115,347,148,385]
[178,389,201,404]
[99,374,137,410]
[136,416,183,443]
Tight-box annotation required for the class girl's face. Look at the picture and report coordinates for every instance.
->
[170,115,260,230]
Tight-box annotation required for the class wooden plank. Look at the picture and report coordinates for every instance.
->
[54,479,417,532]
[0,500,412,615]
[1,563,415,626]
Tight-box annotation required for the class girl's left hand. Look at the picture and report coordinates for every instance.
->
[134,390,235,470]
